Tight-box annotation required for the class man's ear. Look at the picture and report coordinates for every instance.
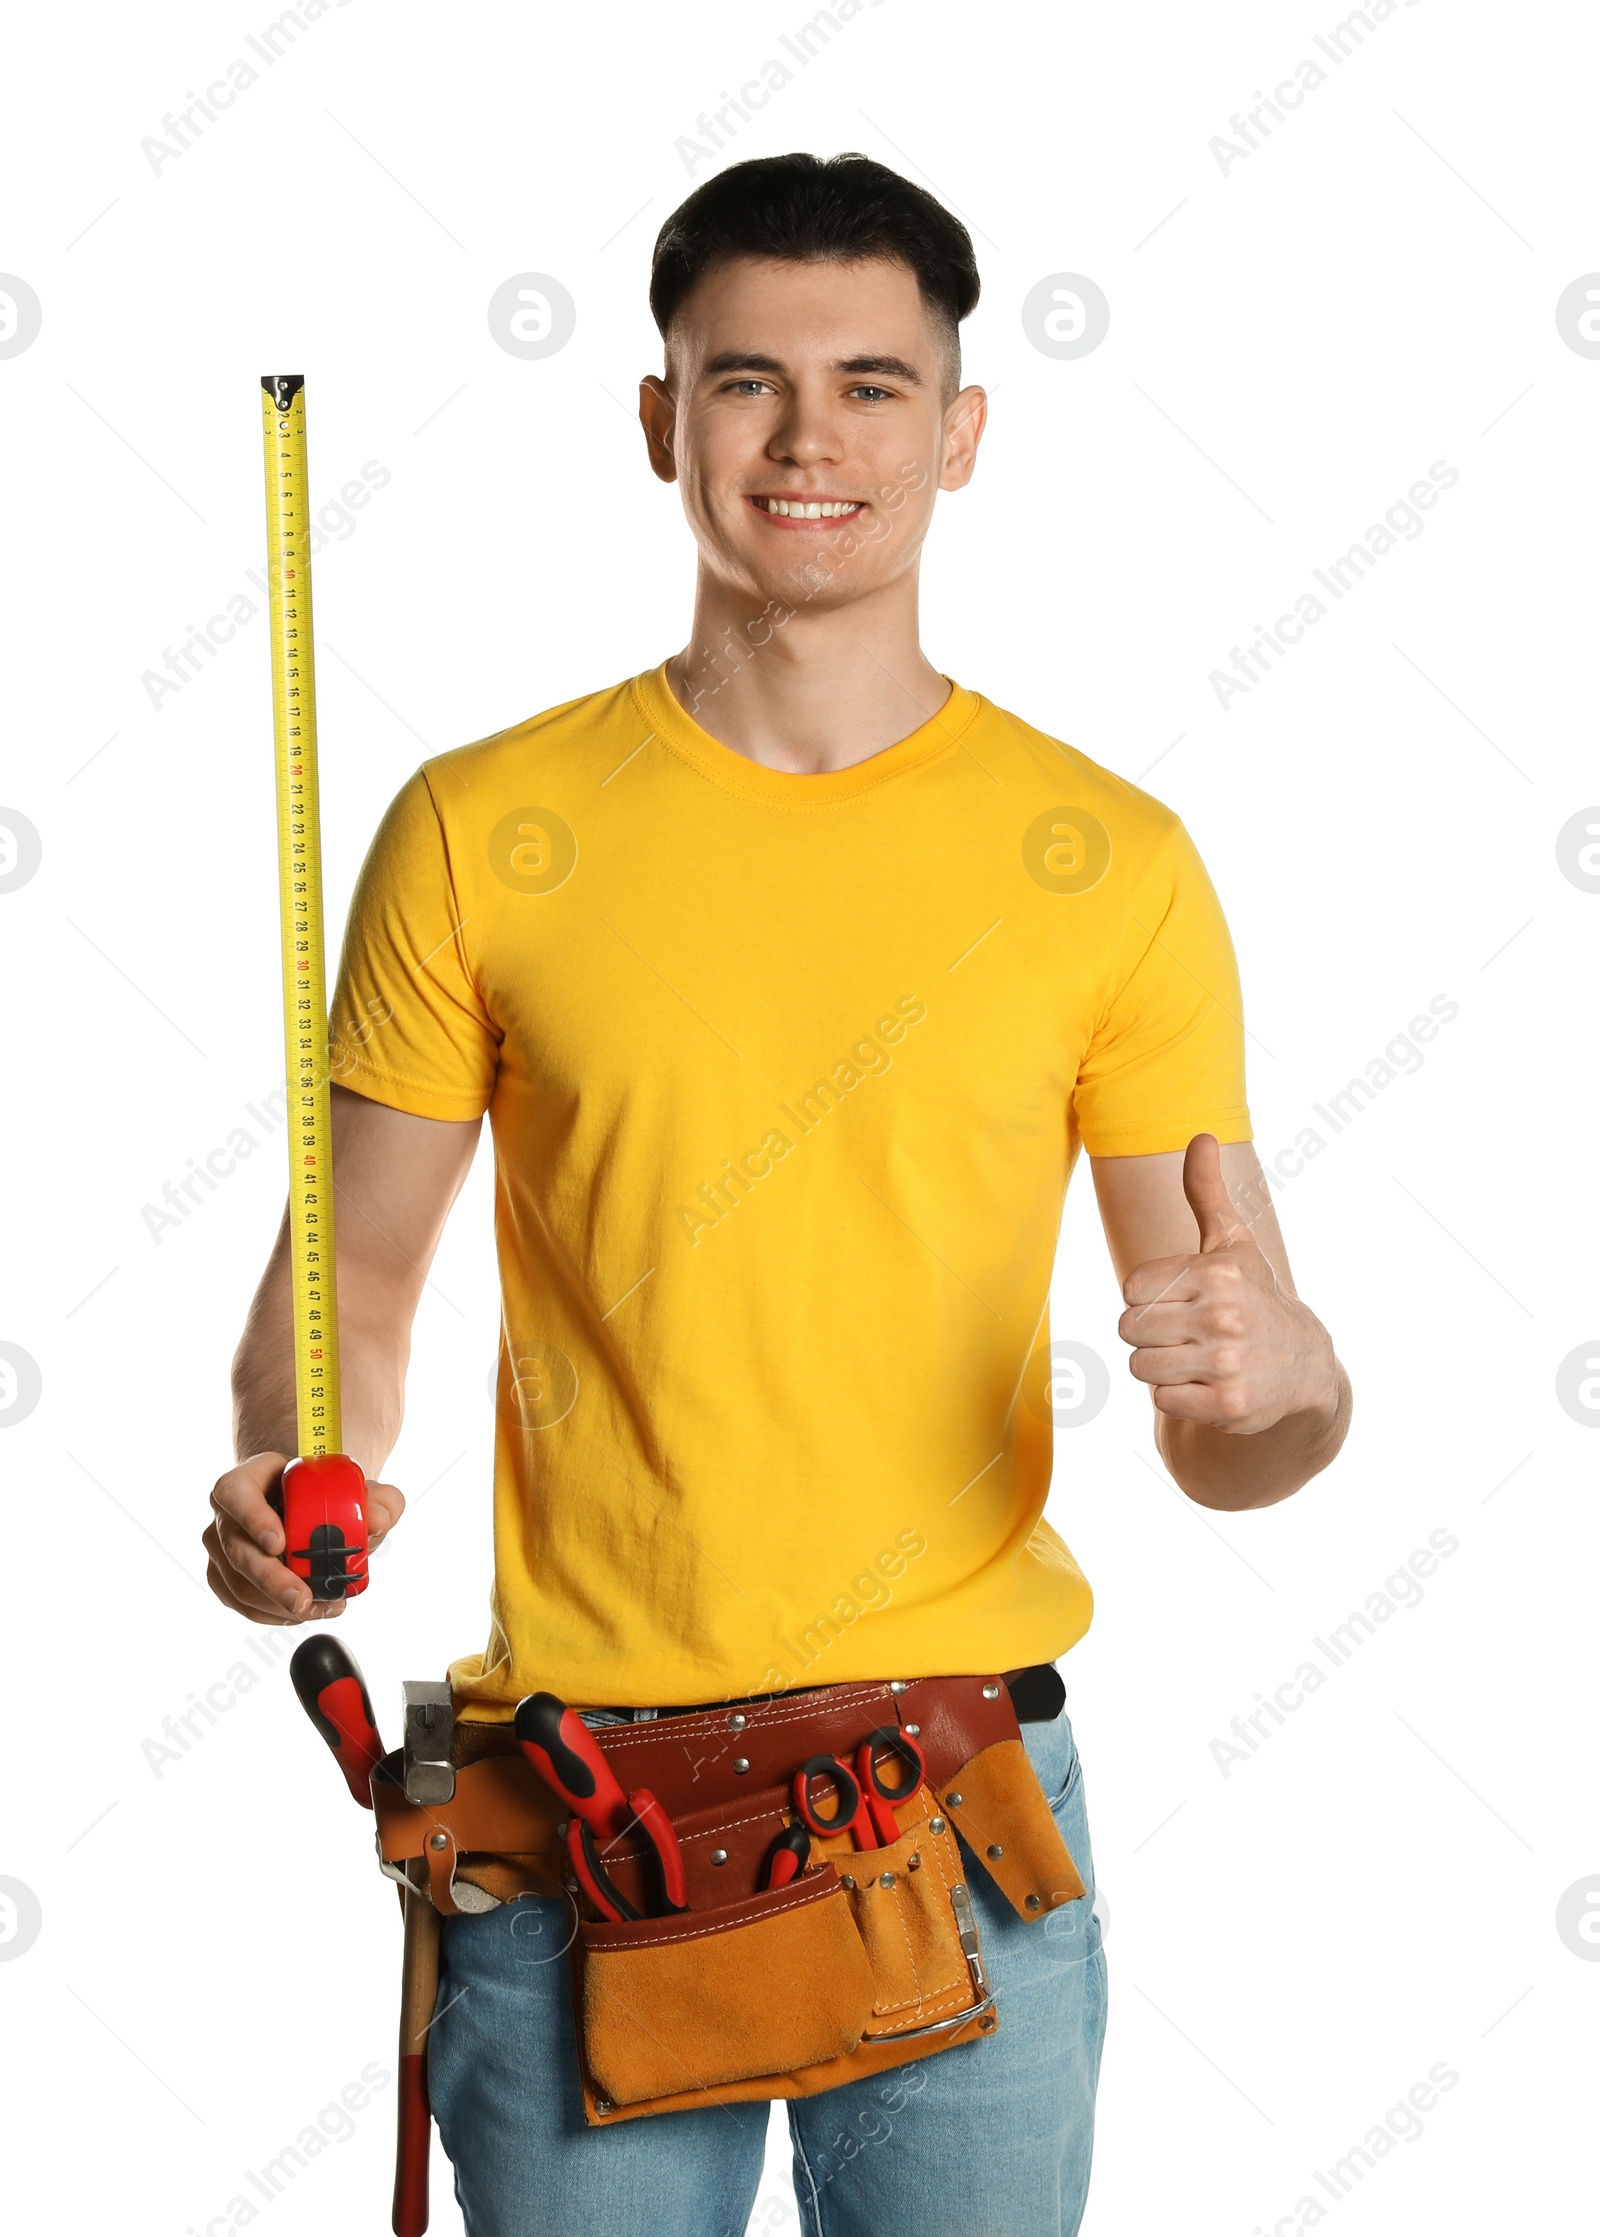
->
[639,375,678,484]
[938,384,987,492]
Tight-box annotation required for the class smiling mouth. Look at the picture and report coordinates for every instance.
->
[746,495,864,522]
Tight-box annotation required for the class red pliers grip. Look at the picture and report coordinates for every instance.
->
[269,1451,370,1600]
[289,1633,386,1807]
[568,1791,686,1922]
[568,1820,640,1923]
[627,1786,688,1914]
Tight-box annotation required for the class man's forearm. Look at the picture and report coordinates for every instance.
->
[1158,1357,1352,1511]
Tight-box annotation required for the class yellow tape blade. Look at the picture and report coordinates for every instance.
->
[261,376,341,1458]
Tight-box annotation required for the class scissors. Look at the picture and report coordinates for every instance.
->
[792,1726,927,1850]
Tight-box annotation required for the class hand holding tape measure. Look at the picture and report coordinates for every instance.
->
[201,379,384,1622]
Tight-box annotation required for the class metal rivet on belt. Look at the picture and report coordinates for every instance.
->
[728,1713,747,1731]
[710,1848,729,1866]
[429,1832,449,1851]
[841,1874,857,1890]
[594,2099,613,2115]
[947,1793,963,1808]
[908,1853,922,1871]
[928,1817,946,1836]
[880,1872,897,1890]
[904,1722,921,1737]
[979,2014,997,2031]
[732,1757,750,1774]
[982,1682,1001,1699]
[888,1680,908,1693]
[1025,1892,1042,1910]
[986,1843,1004,1861]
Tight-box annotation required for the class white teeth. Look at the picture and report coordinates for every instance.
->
[756,497,861,518]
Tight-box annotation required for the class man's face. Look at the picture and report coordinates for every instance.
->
[639,255,985,620]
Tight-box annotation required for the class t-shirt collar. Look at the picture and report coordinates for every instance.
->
[631,661,982,806]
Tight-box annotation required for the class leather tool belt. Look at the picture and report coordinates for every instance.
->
[372,1669,1085,2125]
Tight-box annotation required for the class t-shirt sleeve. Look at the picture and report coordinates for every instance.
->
[1072,814,1252,1156]
[327,767,500,1121]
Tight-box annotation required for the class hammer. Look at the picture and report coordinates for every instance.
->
[289,1637,442,2236]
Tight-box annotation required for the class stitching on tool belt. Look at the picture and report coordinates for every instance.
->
[580,1683,895,1755]
[597,1800,789,1867]
[891,1877,924,2018]
[584,1872,841,1950]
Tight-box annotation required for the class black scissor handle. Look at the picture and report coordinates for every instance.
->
[793,1753,864,1838]
[859,1724,926,1801]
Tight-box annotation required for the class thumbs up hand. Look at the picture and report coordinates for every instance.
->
[1117,1134,1337,1436]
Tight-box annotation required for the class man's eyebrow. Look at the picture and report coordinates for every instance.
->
[702,351,785,376]
[698,350,925,384]
[835,355,923,385]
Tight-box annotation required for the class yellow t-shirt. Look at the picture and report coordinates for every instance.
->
[328,665,1252,1716]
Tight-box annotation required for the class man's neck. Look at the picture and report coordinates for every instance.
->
[664,572,951,774]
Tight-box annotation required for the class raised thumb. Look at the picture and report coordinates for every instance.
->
[1183,1133,1244,1253]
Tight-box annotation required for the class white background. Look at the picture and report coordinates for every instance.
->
[1,1,1595,2230]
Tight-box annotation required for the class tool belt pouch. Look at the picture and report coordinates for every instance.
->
[578,1870,874,2108]
[562,1675,1087,2126]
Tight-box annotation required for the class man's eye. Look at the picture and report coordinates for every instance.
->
[728,379,774,395]
[849,385,892,402]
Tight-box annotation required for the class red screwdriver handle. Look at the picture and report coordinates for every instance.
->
[765,1821,811,1890]
[513,1692,630,1835]
[289,1634,386,1807]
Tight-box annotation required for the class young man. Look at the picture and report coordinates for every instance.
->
[204,153,1350,2236]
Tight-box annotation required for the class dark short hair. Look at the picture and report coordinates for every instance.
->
[650,152,980,377]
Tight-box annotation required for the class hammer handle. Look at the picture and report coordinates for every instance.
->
[392,1881,440,2237]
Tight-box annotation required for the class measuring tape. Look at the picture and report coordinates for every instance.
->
[260,374,367,1597]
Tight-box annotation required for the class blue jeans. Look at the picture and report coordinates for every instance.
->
[429,1701,1107,2236]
